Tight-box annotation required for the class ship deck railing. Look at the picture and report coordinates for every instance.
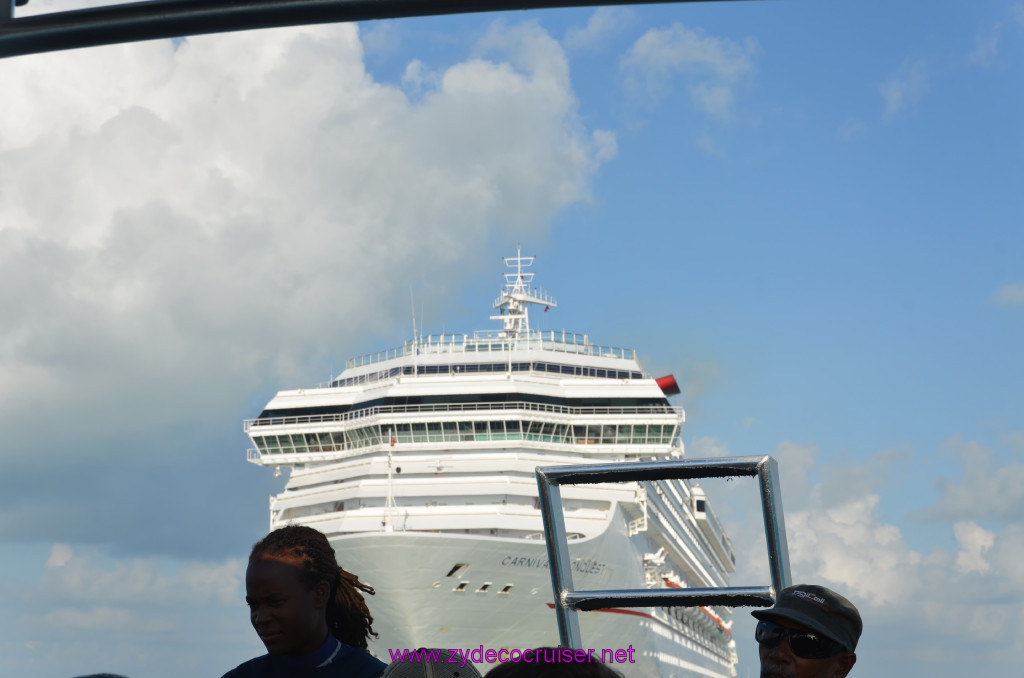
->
[345,330,637,369]
[324,359,645,389]
[245,400,682,431]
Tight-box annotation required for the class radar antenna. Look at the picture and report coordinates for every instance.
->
[490,244,556,338]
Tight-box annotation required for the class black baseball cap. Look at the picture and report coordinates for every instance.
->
[751,584,862,653]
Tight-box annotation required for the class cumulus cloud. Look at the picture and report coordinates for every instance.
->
[994,283,1024,307]
[969,27,1001,67]
[564,7,635,51]
[787,493,924,607]
[43,606,143,632]
[0,18,606,441]
[998,431,1024,452]
[688,435,733,458]
[0,19,613,552]
[712,436,1024,670]
[45,543,74,568]
[401,58,438,97]
[620,22,759,120]
[925,437,1024,521]
[40,543,242,606]
[591,128,618,164]
[775,439,1024,639]
[9,543,249,674]
[954,521,995,574]
[774,440,819,506]
[880,58,929,119]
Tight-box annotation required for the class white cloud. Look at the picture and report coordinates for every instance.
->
[7,543,253,675]
[1014,3,1024,28]
[688,435,732,458]
[990,524,1024,589]
[998,431,1024,452]
[714,436,1024,669]
[786,493,924,607]
[620,22,758,121]
[592,128,618,164]
[360,19,400,57]
[476,21,571,92]
[39,544,243,606]
[0,17,617,567]
[564,7,635,51]
[994,283,1024,307]
[969,27,1001,66]
[401,58,439,96]
[774,440,819,505]
[45,543,74,568]
[954,521,995,574]
[926,437,1024,521]
[0,20,611,465]
[880,58,929,119]
[43,606,140,632]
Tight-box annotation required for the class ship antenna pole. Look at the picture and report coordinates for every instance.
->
[410,287,418,367]
[491,244,554,345]
[383,429,396,532]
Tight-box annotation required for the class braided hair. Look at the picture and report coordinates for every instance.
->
[249,524,379,649]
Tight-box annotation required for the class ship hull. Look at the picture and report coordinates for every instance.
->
[334,509,736,678]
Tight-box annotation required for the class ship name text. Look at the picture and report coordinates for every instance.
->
[500,555,606,575]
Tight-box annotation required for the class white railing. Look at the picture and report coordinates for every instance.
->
[345,330,636,369]
[328,359,645,389]
[246,440,679,466]
[245,400,681,430]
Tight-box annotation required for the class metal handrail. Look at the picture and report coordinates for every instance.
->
[245,400,681,430]
[345,330,637,369]
[535,455,791,649]
[327,359,645,390]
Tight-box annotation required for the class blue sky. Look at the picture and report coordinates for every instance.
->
[1,1,1022,677]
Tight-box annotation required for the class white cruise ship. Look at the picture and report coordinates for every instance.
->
[243,248,739,677]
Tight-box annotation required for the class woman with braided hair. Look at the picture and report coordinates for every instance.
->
[222,525,387,678]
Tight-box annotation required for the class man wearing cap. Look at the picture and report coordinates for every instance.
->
[752,584,861,678]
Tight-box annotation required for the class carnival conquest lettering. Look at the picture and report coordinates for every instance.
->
[500,555,606,575]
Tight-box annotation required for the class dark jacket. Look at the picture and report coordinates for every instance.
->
[222,645,386,678]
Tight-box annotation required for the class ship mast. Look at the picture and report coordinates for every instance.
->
[490,244,557,339]
[382,433,396,532]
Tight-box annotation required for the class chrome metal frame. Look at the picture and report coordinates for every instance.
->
[535,455,791,649]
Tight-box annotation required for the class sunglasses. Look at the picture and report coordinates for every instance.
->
[755,620,845,659]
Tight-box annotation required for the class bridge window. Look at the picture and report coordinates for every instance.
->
[427,422,443,442]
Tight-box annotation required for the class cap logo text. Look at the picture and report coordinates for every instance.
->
[792,590,827,606]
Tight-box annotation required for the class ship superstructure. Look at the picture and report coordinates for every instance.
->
[244,248,738,677]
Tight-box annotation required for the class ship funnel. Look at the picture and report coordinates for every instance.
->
[656,374,680,396]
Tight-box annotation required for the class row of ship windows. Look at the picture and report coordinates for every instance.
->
[331,362,643,388]
[658,606,733,661]
[253,421,679,455]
